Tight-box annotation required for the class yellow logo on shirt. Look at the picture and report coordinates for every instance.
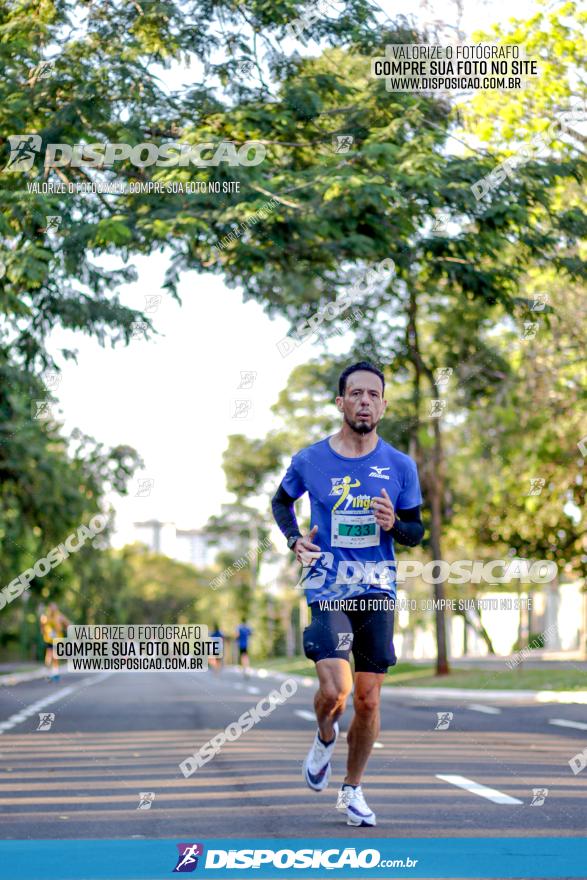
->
[330,476,360,511]
[330,476,375,512]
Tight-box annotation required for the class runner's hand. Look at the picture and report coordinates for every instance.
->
[294,525,321,565]
[372,487,395,531]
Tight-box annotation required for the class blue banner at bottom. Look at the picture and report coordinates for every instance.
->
[0,838,585,879]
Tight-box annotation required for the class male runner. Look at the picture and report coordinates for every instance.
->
[271,361,424,827]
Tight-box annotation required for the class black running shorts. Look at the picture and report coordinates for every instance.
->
[302,593,397,673]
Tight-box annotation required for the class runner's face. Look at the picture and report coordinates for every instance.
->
[336,371,386,434]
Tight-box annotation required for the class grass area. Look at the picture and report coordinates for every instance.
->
[256,657,436,682]
[384,666,587,691]
[0,665,38,677]
[256,656,318,677]
[256,657,587,691]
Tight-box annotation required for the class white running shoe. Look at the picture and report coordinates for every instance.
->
[336,785,377,826]
[302,722,339,792]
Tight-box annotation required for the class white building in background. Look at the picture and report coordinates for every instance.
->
[176,528,216,567]
[542,580,586,653]
[132,520,217,567]
[394,580,587,660]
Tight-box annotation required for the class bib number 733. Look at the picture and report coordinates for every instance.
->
[331,512,380,548]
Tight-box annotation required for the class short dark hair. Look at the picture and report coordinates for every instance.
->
[338,361,385,397]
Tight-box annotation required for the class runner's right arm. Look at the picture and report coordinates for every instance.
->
[271,483,302,543]
[271,482,321,564]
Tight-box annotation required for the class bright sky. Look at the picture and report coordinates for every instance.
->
[47,0,546,546]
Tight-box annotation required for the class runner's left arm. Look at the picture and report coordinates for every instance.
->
[390,505,424,547]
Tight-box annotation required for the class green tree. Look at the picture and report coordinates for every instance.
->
[116,543,213,624]
[0,358,141,652]
[0,0,376,613]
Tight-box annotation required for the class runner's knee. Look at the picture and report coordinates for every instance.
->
[319,684,349,712]
[353,690,380,716]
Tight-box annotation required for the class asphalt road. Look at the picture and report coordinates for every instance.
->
[0,666,586,840]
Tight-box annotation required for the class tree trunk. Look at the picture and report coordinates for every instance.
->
[406,287,450,675]
[457,609,495,654]
[428,474,450,673]
[285,607,295,657]
[250,521,258,593]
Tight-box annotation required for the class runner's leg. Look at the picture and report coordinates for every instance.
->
[314,658,353,742]
[343,596,395,784]
[345,671,384,784]
[302,608,353,791]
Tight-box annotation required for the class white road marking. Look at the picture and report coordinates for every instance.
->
[536,691,587,704]
[468,704,502,714]
[246,686,260,695]
[436,774,523,805]
[0,687,74,733]
[295,710,316,721]
[0,673,112,734]
[549,718,587,731]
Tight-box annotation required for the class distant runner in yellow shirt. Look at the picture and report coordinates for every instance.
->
[39,602,70,682]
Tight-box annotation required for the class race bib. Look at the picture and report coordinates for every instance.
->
[331,512,380,548]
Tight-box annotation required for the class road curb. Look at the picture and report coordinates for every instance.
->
[247,667,587,704]
[0,666,48,686]
[381,686,587,704]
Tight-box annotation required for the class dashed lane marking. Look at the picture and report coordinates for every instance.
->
[436,774,523,805]
[549,718,587,731]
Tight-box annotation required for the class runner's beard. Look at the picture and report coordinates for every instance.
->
[344,412,377,435]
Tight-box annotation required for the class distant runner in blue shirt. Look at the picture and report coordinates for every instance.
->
[210,623,224,673]
[236,620,252,675]
[271,361,424,827]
